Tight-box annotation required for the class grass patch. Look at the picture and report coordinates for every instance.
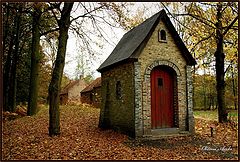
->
[228,110,238,123]
[193,110,218,121]
[194,110,238,123]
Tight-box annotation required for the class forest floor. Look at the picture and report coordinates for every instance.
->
[2,104,238,160]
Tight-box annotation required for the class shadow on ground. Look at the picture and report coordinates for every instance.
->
[123,135,238,159]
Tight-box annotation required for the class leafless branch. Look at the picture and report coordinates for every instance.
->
[223,25,238,31]
[69,24,96,56]
[78,2,117,47]
[45,2,61,12]
[48,3,60,24]
[91,15,116,47]
[70,4,104,23]
[161,2,213,41]
[173,13,216,29]
[160,3,193,32]
[229,3,238,14]
[90,14,119,28]
[222,16,238,36]
[190,33,215,53]
[224,59,235,74]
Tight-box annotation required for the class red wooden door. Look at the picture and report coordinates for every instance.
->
[151,66,174,129]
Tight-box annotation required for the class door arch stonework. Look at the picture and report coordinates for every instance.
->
[143,60,182,135]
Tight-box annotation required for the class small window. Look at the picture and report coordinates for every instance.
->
[90,93,93,102]
[116,81,122,100]
[158,78,163,87]
[106,82,110,94]
[159,29,166,42]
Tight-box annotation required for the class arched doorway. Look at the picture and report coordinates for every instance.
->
[150,65,177,129]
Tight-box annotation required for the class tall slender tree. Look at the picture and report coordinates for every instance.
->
[3,6,15,111]
[27,2,60,115]
[28,3,42,115]
[3,2,33,111]
[48,2,74,136]
[163,2,238,122]
[214,3,237,122]
[7,4,23,112]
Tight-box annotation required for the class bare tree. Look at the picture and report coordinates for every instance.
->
[48,2,74,136]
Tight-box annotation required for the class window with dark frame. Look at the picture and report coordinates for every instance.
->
[106,82,110,95]
[116,81,122,100]
[159,29,167,41]
[90,93,93,102]
[158,78,163,88]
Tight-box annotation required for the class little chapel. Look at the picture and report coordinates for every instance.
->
[97,9,196,138]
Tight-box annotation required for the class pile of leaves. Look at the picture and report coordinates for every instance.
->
[3,105,27,121]
[2,105,238,160]
[194,117,238,154]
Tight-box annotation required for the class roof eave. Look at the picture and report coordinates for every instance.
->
[97,58,138,73]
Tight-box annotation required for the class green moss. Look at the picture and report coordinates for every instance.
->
[99,62,135,137]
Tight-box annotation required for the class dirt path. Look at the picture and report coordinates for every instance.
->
[2,105,238,160]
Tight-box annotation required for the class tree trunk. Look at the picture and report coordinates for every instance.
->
[48,2,73,136]
[203,63,207,110]
[8,7,22,112]
[212,96,214,110]
[208,95,213,110]
[215,3,227,123]
[231,66,237,110]
[27,5,42,116]
[3,3,10,55]
[192,52,196,109]
[3,35,14,111]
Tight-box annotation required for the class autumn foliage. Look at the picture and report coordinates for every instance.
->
[2,104,238,160]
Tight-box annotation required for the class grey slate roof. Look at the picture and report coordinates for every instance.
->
[97,10,196,72]
[81,77,101,93]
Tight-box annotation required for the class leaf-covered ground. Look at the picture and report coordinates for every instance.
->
[2,105,238,160]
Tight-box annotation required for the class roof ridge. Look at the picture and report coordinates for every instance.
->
[97,10,164,72]
[97,9,195,72]
[125,10,163,36]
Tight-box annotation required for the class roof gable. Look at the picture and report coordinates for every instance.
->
[81,77,101,93]
[60,79,87,94]
[97,10,196,72]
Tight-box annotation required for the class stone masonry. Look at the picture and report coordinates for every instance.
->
[99,11,195,138]
[135,19,194,137]
[99,62,135,137]
[186,65,195,134]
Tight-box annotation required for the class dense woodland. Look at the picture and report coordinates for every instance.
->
[194,74,237,110]
[2,2,238,135]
